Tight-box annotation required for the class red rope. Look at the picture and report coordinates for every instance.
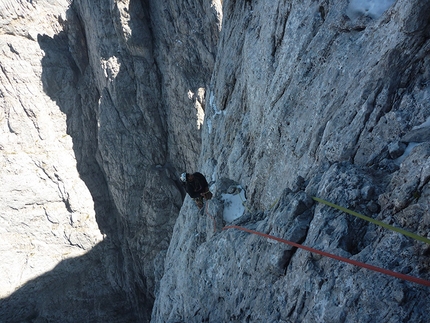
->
[223,225,430,287]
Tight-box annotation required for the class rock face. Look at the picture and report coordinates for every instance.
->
[0,0,102,309]
[1,0,221,322]
[154,0,430,322]
[1,0,430,322]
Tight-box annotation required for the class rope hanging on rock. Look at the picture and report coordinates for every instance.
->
[312,197,430,245]
[223,225,430,287]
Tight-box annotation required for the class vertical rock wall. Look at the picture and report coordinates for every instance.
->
[2,0,430,322]
[1,0,221,322]
[154,0,430,322]
[202,0,430,210]
[0,1,137,322]
[62,0,221,318]
[0,0,102,301]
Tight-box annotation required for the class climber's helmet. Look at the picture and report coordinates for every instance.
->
[180,173,187,183]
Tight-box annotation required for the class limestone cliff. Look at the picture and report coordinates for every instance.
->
[156,0,430,322]
[1,0,430,323]
[1,0,220,321]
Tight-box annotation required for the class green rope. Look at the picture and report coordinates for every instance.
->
[312,196,430,245]
[238,191,280,213]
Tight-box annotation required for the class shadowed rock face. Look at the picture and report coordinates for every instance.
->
[155,0,430,322]
[0,0,220,321]
[1,0,430,322]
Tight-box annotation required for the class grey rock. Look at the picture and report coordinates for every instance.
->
[388,141,407,159]
[360,185,375,200]
[2,0,430,322]
[1,0,221,321]
[401,127,430,143]
[366,200,380,214]
[291,175,306,193]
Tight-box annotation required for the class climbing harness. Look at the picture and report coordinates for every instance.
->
[202,190,213,200]
[312,197,430,245]
[223,225,430,287]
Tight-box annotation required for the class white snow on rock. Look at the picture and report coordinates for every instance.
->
[221,186,246,222]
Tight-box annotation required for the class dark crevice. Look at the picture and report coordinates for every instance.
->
[271,2,291,58]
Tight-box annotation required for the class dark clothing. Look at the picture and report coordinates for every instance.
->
[184,172,209,198]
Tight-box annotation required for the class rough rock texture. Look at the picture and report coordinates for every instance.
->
[1,0,221,322]
[1,0,430,322]
[0,0,140,322]
[154,0,430,322]
[0,0,102,302]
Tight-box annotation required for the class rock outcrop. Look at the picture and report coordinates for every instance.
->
[154,0,430,322]
[1,0,221,321]
[1,0,430,322]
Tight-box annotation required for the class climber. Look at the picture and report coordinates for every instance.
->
[180,172,213,209]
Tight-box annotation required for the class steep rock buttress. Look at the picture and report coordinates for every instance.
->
[1,0,430,323]
[153,0,430,322]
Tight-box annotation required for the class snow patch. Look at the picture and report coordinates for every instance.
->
[207,118,212,134]
[346,0,395,20]
[209,91,222,116]
[206,91,225,134]
[221,186,246,222]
